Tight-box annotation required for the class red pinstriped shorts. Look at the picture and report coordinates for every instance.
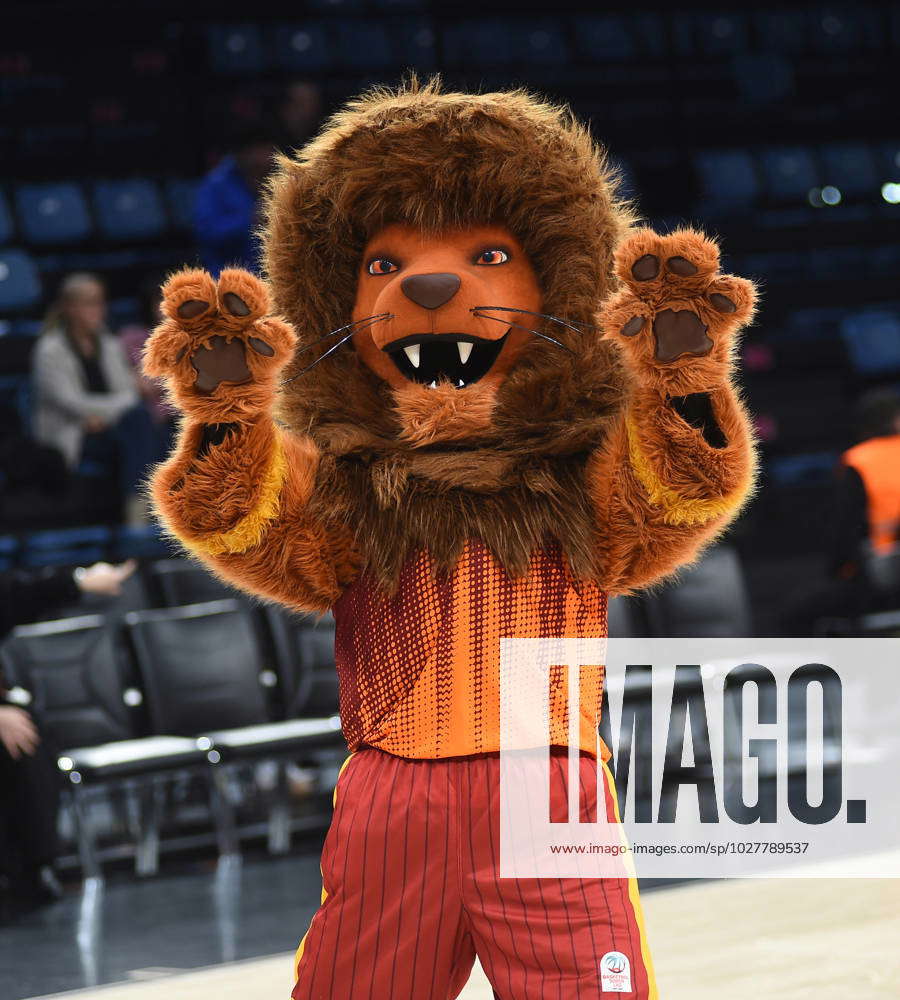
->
[292,748,657,1000]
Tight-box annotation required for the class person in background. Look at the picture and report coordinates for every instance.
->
[784,388,900,633]
[119,274,177,459]
[32,273,156,525]
[0,560,135,919]
[279,79,323,149]
[194,120,276,276]
[833,388,900,577]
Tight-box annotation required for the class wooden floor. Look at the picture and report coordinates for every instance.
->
[30,876,900,1000]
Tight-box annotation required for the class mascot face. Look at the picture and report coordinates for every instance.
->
[351,224,542,392]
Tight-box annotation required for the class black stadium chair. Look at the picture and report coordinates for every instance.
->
[641,545,753,638]
[125,600,342,853]
[266,607,339,718]
[147,557,233,607]
[0,615,209,880]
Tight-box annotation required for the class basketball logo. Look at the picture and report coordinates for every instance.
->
[600,951,632,992]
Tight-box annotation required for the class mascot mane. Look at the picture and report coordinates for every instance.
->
[261,77,636,587]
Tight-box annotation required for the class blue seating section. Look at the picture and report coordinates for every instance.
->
[93,180,167,241]
[22,526,114,568]
[1,524,173,570]
[0,3,895,565]
[0,249,41,312]
[16,182,92,245]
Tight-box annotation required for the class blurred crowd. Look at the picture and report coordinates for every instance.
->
[0,80,325,915]
[1,79,324,531]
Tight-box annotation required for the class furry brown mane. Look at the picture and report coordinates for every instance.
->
[261,77,635,587]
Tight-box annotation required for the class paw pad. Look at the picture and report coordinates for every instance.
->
[666,256,697,276]
[653,310,713,363]
[191,336,252,393]
[222,292,251,317]
[177,299,211,320]
[631,255,660,281]
[621,316,646,337]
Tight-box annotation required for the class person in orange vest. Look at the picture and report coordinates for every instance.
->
[786,389,900,635]
[835,389,900,574]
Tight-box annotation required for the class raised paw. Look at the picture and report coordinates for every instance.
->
[144,268,297,419]
[604,228,756,383]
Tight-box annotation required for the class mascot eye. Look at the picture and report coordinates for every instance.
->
[475,249,509,265]
[367,258,399,276]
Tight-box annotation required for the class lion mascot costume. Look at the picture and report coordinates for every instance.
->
[144,79,756,999]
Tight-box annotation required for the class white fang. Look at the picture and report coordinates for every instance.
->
[404,344,421,368]
[457,341,473,364]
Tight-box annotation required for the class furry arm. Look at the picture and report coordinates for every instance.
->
[589,228,757,594]
[143,268,359,611]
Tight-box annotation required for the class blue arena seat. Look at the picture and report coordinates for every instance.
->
[15,182,92,245]
[93,179,166,241]
[769,452,840,487]
[819,143,878,199]
[442,19,513,67]
[207,24,265,75]
[0,373,31,429]
[757,147,819,202]
[840,309,900,375]
[307,0,363,9]
[334,20,393,70]
[694,150,760,213]
[165,178,200,231]
[115,524,173,561]
[0,190,13,244]
[692,13,749,55]
[0,535,18,571]
[0,249,41,312]
[571,15,636,62]
[394,18,437,70]
[22,525,113,569]
[509,20,568,66]
[754,10,811,53]
[809,6,878,53]
[732,52,795,104]
[272,23,330,72]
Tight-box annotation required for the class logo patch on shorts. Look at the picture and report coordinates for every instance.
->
[600,951,632,992]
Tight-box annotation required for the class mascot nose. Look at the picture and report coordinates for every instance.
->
[400,272,461,310]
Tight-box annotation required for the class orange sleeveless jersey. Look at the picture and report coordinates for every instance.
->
[842,435,900,554]
[332,539,608,760]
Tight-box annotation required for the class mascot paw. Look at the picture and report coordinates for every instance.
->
[143,268,297,420]
[603,228,756,390]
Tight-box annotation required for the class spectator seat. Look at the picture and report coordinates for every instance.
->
[147,557,234,606]
[266,607,339,717]
[0,615,208,879]
[207,24,265,75]
[93,179,166,241]
[15,182,91,245]
[21,525,112,569]
[641,545,753,638]
[0,249,41,312]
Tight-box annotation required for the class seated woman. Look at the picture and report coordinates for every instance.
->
[32,273,157,524]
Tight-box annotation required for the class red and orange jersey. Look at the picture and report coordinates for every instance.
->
[332,539,608,759]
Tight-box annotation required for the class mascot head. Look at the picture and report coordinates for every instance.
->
[262,78,635,583]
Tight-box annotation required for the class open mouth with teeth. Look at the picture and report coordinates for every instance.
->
[384,332,509,388]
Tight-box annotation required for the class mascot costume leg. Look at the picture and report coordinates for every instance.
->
[144,80,756,1000]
